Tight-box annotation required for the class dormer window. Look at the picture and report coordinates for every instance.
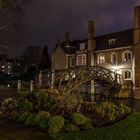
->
[80,43,86,50]
[109,39,116,45]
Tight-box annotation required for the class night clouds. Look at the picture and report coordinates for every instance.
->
[19,0,140,52]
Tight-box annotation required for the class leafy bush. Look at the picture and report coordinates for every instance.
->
[81,102,95,113]
[95,102,131,121]
[18,112,29,122]
[0,111,3,118]
[1,98,19,118]
[48,92,81,116]
[9,110,19,120]
[73,113,87,125]
[48,115,64,133]
[19,100,33,111]
[25,114,36,126]
[119,104,131,115]
[20,91,32,98]
[65,124,79,132]
[82,118,93,130]
[35,111,50,129]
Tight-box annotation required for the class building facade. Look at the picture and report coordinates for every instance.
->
[52,6,140,99]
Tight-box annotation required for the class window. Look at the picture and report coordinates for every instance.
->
[109,39,116,45]
[70,57,75,67]
[77,54,86,66]
[123,50,132,62]
[97,54,105,64]
[111,53,117,65]
[124,70,131,79]
[80,43,86,50]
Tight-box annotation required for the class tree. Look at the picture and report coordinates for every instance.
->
[0,0,31,49]
[39,46,51,70]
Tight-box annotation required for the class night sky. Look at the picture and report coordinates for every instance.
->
[17,0,140,54]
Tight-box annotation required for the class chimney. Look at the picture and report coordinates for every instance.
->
[134,6,140,44]
[88,20,95,66]
[88,20,94,40]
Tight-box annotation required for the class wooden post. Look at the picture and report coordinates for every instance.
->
[30,80,34,92]
[51,70,55,89]
[39,70,42,88]
[17,80,21,93]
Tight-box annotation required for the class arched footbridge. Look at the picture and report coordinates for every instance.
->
[54,66,122,94]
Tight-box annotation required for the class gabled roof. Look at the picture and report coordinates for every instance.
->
[94,29,133,51]
[56,39,87,55]
[54,28,134,54]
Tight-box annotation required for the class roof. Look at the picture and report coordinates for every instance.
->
[57,39,87,55]
[54,28,134,54]
[94,29,133,51]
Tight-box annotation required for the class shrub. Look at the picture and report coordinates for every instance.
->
[0,111,3,118]
[35,111,50,129]
[19,100,33,111]
[73,113,87,126]
[48,115,64,133]
[119,104,131,115]
[18,112,29,122]
[9,110,19,120]
[1,98,18,111]
[65,124,79,132]
[20,91,32,98]
[48,92,81,116]
[95,102,131,121]
[82,118,92,130]
[25,114,36,126]
[81,102,95,112]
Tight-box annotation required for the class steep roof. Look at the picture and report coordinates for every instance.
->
[60,39,87,55]
[94,29,133,51]
[54,29,133,54]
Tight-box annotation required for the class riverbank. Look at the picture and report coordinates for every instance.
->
[0,112,140,140]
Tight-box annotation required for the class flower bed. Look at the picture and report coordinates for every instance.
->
[0,90,131,134]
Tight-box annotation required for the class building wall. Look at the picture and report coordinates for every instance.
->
[95,47,133,83]
[52,47,68,71]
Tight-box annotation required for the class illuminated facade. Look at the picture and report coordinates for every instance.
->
[52,6,140,99]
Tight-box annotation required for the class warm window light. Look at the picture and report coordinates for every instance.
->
[2,65,5,68]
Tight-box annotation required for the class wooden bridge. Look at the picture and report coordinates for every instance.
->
[54,66,122,94]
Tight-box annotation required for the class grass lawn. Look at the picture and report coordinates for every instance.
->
[0,113,139,140]
[55,112,140,140]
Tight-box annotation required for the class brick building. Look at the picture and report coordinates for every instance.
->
[52,6,140,99]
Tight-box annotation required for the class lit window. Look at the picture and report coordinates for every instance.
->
[70,57,75,67]
[77,54,86,66]
[124,70,131,79]
[111,53,117,65]
[109,39,116,45]
[2,65,5,68]
[80,43,86,50]
[97,54,105,64]
[123,50,132,62]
